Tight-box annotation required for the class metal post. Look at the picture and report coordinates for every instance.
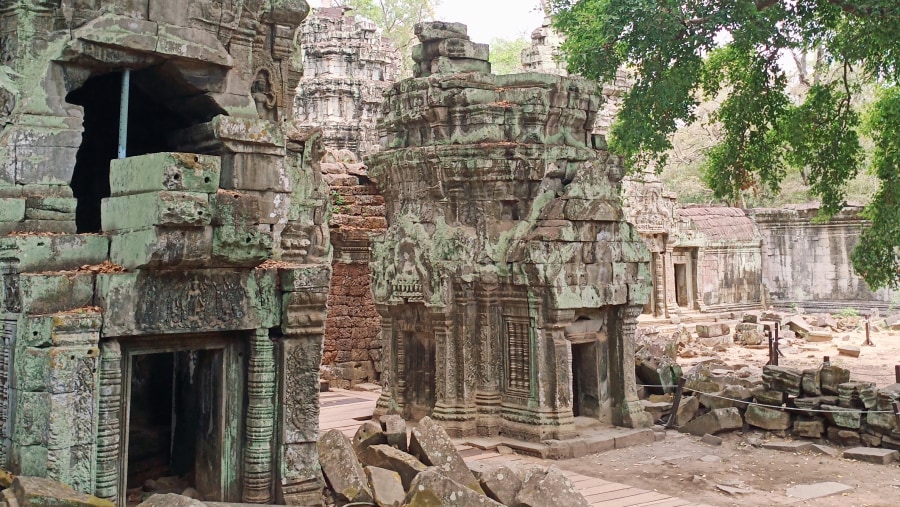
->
[665,377,687,429]
[117,69,130,159]
[862,313,873,346]
[895,364,899,384]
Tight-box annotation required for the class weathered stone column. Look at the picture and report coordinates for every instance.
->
[243,329,276,503]
[610,305,653,428]
[95,340,121,502]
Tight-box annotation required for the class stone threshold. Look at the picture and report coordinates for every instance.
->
[459,426,662,460]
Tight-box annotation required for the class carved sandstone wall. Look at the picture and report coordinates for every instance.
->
[369,22,652,442]
[754,205,900,311]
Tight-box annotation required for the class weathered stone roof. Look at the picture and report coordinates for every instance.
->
[679,206,759,241]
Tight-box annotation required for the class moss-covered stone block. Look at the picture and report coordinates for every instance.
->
[18,273,95,315]
[280,265,332,292]
[212,225,272,266]
[101,191,210,231]
[109,226,212,270]
[17,312,103,348]
[211,190,262,226]
[14,390,95,449]
[11,475,114,507]
[109,152,220,196]
[10,444,49,477]
[250,267,281,329]
[0,197,26,221]
[25,196,77,220]
[0,235,109,272]
[14,346,99,394]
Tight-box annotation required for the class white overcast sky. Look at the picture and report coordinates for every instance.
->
[309,1,545,42]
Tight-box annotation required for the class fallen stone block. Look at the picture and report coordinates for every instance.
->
[837,344,860,357]
[696,323,730,338]
[809,444,840,457]
[761,440,813,453]
[12,476,115,507]
[138,493,205,507]
[867,384,900,433]
[317,429,373,504]
[679,407,743,436]
[365,466,405,507]
[820,365,851,394]
[360,444,427,490]
[801,369,822,396]
[380,414,408,452]
[701,434,722,446]
[785,482,853,501]
[515,466,590,507]
[827,426,861,447]
[473,463,522,506]
[842,447,899,465]
[838,381,877,409]
[409,416,483,493]
[745,405,792,431]
[793,418,825,438]
[415,21,469,42]
[805,330,833,342]
[763,365,802,396]
[353,420,387,455]
[405,469,501,507]
[673,395,700,426]
[786,315,811,335]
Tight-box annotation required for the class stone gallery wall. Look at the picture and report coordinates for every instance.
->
[0,0,333,504]
[754,205,900,311]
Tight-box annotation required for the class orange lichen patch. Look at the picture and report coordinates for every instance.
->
[258,259,303,270]
[491,101,515,108]
[77,261,127,274]
[60,306,103,314]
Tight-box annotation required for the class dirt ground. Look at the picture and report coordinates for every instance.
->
[557,315,900,506]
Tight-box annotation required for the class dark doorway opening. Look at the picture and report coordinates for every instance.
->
[66,65,225,233]
[674,263,688,307]
[404,331,436,421]
[126,349,224,500]
[571,341,600,418]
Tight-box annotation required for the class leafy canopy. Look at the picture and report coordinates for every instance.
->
[549,0,900,289]
[489,37,530,75]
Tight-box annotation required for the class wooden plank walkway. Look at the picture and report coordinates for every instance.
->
[319,389,714,507]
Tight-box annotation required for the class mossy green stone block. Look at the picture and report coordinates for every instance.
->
[25,196,77,213]
[101,191,211,232]
[17,312,102,348]
[0,234,109,272]
[109,226,213,269]
[18,273,95,315]
[13,390,94,448]
[10,445,49,477]
[0,197,25,221]
[211,190,262,226]
[15,346,99,394]
[109,152,220,196]
[13,391,50,446]
[251,267,281,328]
[212,225,272,266]
[628,282,652,305]
[280,265,332,292]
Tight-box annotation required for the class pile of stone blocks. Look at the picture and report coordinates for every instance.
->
[657,361,900,452]
[317,416,590,507]
[412,22,491,77]
[0,475,114,507]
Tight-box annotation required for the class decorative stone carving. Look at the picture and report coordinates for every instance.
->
[243,329,276,503]
[95,340,121,502]
[368,22,653,442]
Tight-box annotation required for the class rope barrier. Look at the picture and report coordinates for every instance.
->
[635,383,897,414]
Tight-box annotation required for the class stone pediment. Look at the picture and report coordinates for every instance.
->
[62,15,233,68]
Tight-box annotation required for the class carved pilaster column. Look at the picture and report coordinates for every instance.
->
[243,329,275,503]
[373,308,396,417]
[654,250,666,317]
[474,285,501,436]
[95,340,121,502]
[611,305,652,428]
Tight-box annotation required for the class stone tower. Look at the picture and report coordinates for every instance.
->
[295,6,401,159]
[0,0,331,504]
[368,22,653,442]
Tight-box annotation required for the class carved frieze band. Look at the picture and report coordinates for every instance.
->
[95,340,122,502]
[243,329,276,503]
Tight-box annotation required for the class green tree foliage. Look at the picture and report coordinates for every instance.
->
[489,37,530,75]
[337,0,440,75]
[549,0,900,289]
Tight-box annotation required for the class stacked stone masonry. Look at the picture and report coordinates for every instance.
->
[367,22,653,443]
[295,7,401,159]
[0,0,334,505]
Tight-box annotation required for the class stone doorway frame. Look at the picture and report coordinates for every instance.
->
[100,332,247,507]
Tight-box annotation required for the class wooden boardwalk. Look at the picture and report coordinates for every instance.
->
[319,389,714,507]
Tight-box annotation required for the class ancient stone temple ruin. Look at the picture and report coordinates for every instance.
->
[368,22,653,442]
[295,6,400,158]
[0,0,332,505]
[295,6,399,388]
